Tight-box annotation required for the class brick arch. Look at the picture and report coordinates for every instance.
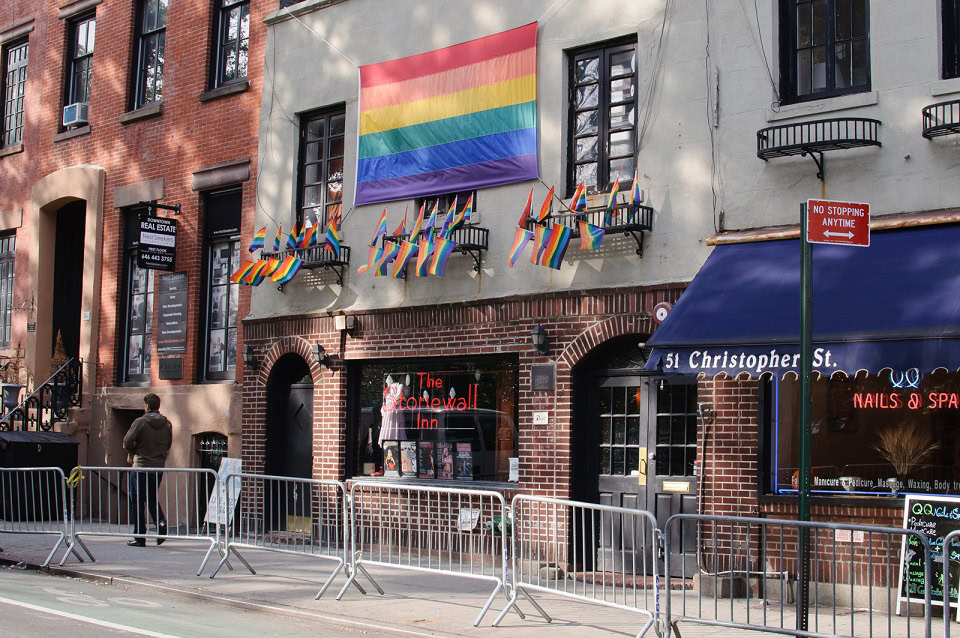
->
[558,313,652,371]
[256,336,326,387]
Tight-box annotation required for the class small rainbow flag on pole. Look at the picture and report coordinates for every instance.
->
[536,185,554,223]
[631,168,641,204]
[261,258,281,279]
[530,224,548,264]
[392,207,407,237]
[452,193,473,233]
[271,256,304,285]
[569,183,587,212]
[429,237,456,276]
[415,239,435,277]
[357,245,382,274]
[324,223,341,258]
[578,220,605,250]
[375,241,401,276]
[230,261,256,284]
[508,228,534,267]
[243,260,268,285]
[370,209,388,246]
[607,176,621,213]
[273,227,283,252]
[409,202,426,243]
[296,223,308,247]
[541,225,572,270]
[518,186,534,228]
[248,226,267,252]
[286,227,298,250]
[391,241,419,278]
[440,196,457,239]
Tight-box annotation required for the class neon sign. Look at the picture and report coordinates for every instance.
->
[853,392,960,410]
[384,372,481,429]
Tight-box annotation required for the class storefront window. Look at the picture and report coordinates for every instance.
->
[769,371,960,497]
[349,356,518,482]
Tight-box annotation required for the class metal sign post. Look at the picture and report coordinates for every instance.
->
[797,203,813,631]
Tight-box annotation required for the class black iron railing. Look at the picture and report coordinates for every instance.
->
[262,244,351,287]
[0,358,82,432]
[757,117,882,179]
[922,99,960,139]
[527,202,654,255]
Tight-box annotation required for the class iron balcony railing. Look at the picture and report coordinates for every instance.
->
[757,117,882,159]
[922,99,960,139]
[0,357,82,432]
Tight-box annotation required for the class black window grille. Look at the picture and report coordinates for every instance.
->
[213,0,249,87]
[567,39,637,197]
[297,107,345,229]
[2,40,27,147]
[945,0,960,80]
[66,14,95,106]
[133,0,167,108]
[778,0,870,104]
[0,234,15,347]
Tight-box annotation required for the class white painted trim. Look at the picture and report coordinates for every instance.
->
[766,91,879,122]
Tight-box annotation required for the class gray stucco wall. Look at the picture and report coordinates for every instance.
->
[249,0,960,320]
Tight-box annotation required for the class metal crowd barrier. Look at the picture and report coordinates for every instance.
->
[664,514,932,638]
[210,473,366,598]
[64,466,221,575]
[494,495,659,636]
[340,481,521,626]
[942,530,960,637]
[0,467,86,567]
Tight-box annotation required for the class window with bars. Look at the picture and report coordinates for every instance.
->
[567,39,636,198]
[66,14,95,107]
[778,0,870,104]
[655,381,698,477]
[212,0,249,87]
[297,107,345,229]
[944,0,960,80]
[598,385,644,477]
[0,234,15,347]
[2,40,27,147]
[133,0,167,109]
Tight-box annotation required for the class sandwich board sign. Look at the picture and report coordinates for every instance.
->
[896,494,960,618]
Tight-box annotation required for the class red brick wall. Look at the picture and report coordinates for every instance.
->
[240,284,687,497]
[0,0,274,385]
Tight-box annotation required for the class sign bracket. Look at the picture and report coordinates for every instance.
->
[800,149,825,181]
[137,201,181,215]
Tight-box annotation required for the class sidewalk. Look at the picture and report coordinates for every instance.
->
[0,532,938,637]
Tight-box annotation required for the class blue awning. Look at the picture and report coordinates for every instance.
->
[644,224,960,376]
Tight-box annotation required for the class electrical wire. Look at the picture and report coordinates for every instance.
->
[740,0,781,109]
[704,0,720,233]
[635,0,672,157]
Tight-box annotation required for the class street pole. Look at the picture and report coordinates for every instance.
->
[797,203,813,631]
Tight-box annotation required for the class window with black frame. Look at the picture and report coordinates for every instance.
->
[350,356,518,483]
[133,0,167,109]
[121,210,153,383]
[298,107,344,229]
[203,189,241,381]
[413,190,477,225]
[212,0,249,87]
[778,0,869,104]
[2,40,27,147]
[944,0,960,80]
[0,234,15,347]
[66,14,95,108]
[567,39,636,197]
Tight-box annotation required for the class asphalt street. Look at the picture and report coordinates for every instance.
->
[0,567,425,637]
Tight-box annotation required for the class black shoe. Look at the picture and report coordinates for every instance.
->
[127,540,146,547]
[156,522,167,545]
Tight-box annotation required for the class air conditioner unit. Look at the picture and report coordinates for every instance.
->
[62,102,89,127]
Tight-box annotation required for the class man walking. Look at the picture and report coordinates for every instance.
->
[123,393,172,547]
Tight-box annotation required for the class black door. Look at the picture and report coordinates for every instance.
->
[265,355,313,533]
[51,201,86,360]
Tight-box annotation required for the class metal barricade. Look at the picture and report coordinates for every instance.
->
[209,473,362,599]
[65,466,221,575]
[340,481,519,626]
[0,467,86,567]
[494,495,660,637]
[943,530,960,636]
[664,514,933,638]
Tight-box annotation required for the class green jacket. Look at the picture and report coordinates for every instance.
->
[123,412,172,468]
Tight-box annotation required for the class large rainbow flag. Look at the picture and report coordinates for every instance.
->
[355,22,539,205]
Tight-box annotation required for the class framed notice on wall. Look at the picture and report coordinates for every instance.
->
[896,494,960,617]
[156,272,188,355]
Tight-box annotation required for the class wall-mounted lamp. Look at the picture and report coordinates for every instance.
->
[312,343,331,369]
[242,345,258,369]
[530,324,549,356]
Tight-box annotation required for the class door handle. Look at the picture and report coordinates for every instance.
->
[638,459,647,476]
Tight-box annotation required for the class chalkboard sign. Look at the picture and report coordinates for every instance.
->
[897,495,960,616]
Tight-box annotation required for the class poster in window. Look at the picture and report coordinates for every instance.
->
[228,286,238,327]
[208,329,225,371]
[455,443,473,480]
[143,335,152,373]
[133,267,147,295]
[210,286,227,329]
[226,329,237,371]
[437,443,454,479]
[145,292,154,334]
[383,441,400,477]
[128,335,143,376]
[213,245,231,284]
[418,442,435,478]
[400,441,417,477]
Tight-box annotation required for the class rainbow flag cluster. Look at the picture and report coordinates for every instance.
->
[239,216,350,288]
[357,199,471,278]
[230,256,303,287]
[506,185,572,270]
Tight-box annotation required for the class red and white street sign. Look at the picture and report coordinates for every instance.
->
[806,199,870,247]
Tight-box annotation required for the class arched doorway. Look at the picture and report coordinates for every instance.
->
[265,354,313,533]
[572,334,698,576]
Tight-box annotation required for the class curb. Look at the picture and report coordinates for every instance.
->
[0,556,114,585]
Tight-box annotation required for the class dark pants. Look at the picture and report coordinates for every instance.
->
[129,471,166,541]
